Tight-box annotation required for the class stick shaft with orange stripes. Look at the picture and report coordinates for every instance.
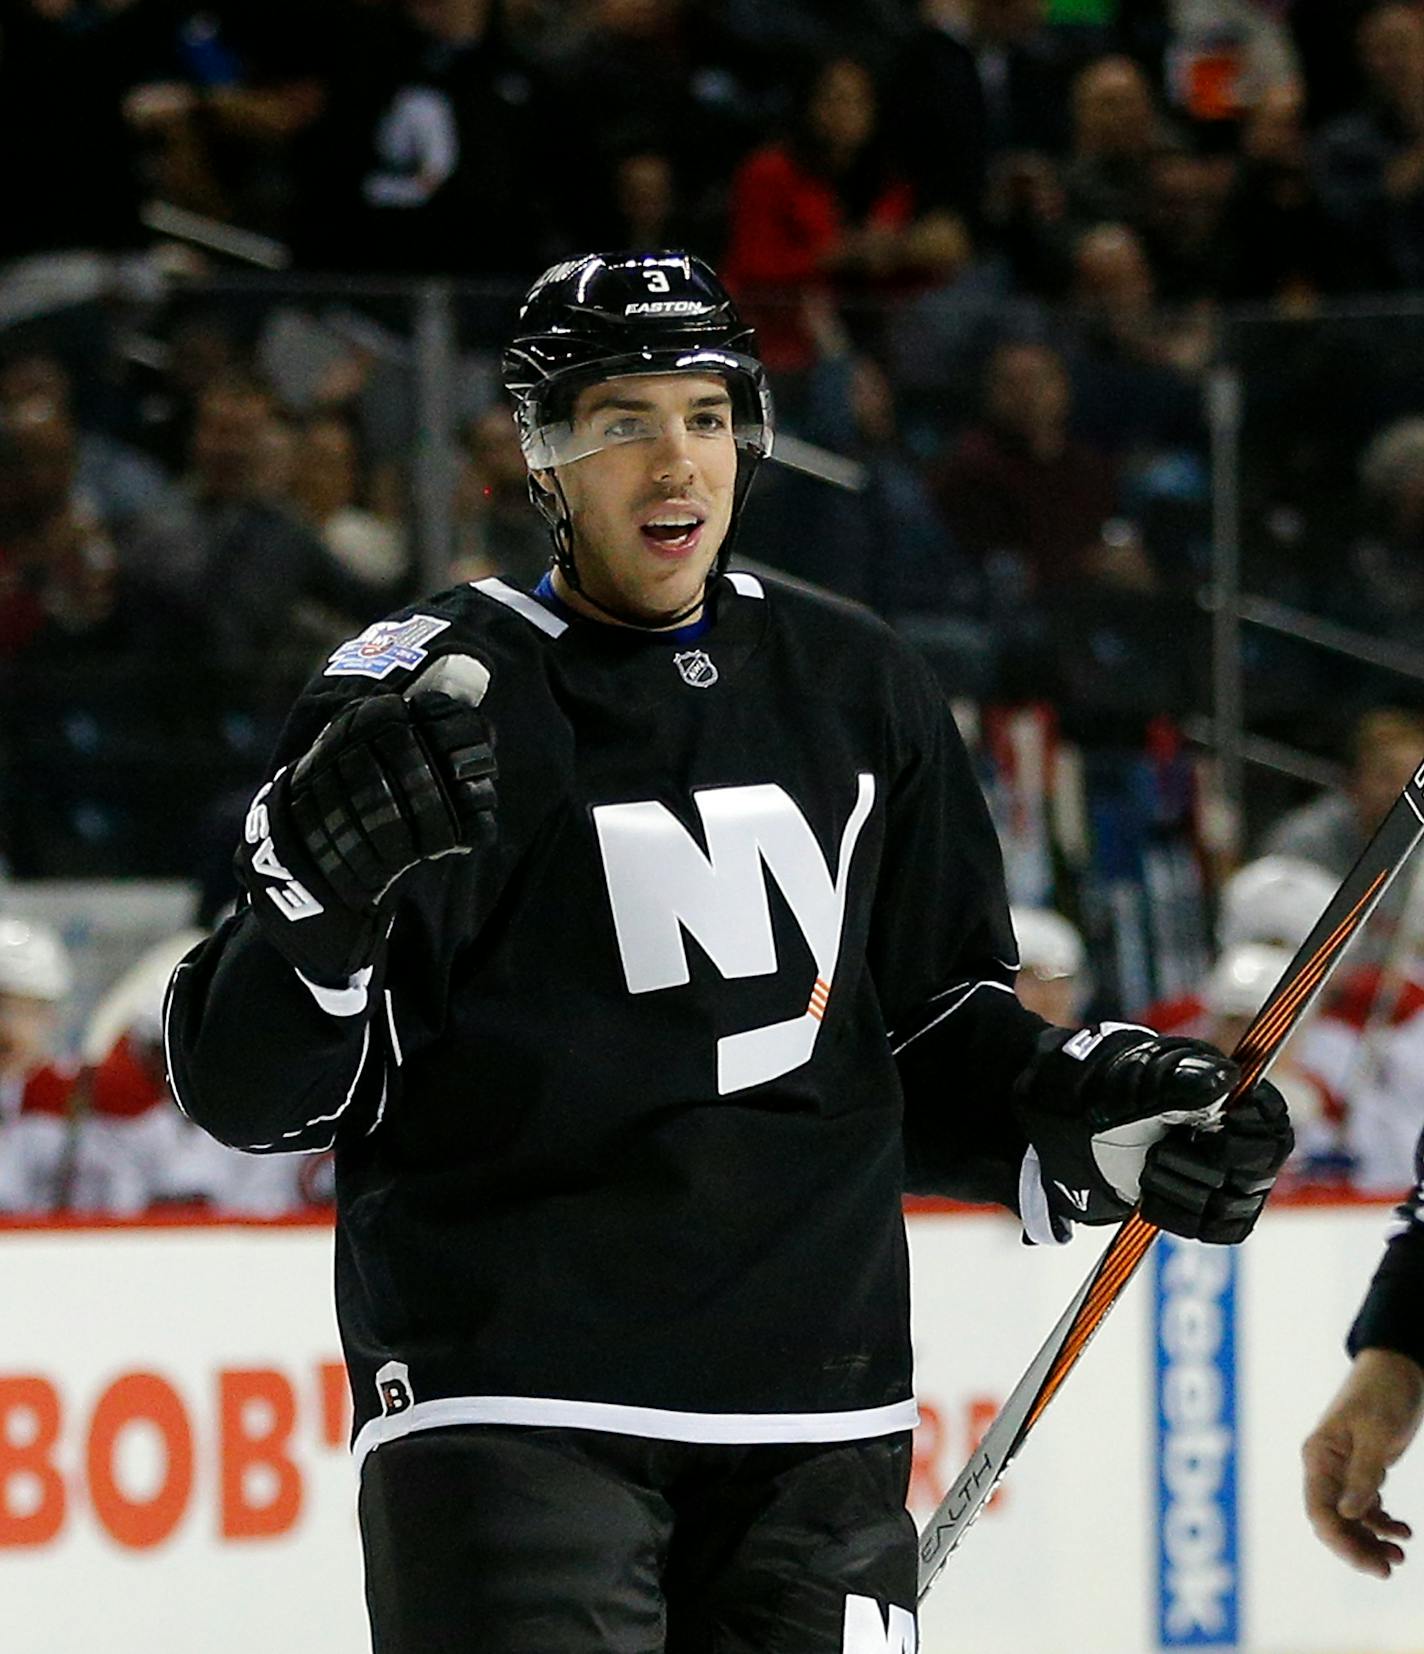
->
[917,756,1424,1602]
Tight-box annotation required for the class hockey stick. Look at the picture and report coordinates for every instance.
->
[917,754,1424,1602]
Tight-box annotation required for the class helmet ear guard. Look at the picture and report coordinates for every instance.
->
[525,468,576,580]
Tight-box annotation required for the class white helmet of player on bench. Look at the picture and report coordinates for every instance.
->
[1218,856,1335,952]
[0,917,71,1003]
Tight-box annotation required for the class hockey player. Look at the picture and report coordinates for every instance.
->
[165,251,1293,1651]
[1142,853,1336,1038]
[0,916,74,1213]
[1009,905,1090,1025]
[59,929,329,1216]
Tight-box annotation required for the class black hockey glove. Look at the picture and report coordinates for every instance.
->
[1138,1078,1293,1244]
[236,687,496,984]
[1014,1024,1293,1245]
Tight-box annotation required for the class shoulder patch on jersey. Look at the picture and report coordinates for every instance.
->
[325,614,451,680]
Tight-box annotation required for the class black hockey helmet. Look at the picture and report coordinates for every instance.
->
[501,250,773,601]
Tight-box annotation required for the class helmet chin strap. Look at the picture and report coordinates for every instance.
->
[532,473,710,631]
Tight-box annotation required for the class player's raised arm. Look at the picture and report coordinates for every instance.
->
[164,645,497,1153]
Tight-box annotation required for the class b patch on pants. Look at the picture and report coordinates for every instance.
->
[375,1360,414,1417]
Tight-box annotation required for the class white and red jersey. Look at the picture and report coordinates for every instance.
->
[1292,966,1424,1195]
[1136,991,1212,1041]
[1134,983,1338,1178]
[173,1119,333,1216]
[0,1062,75,1213]
[1,1038,331,1217]
[67,1034,194,1216]
[76,1033,332,1216]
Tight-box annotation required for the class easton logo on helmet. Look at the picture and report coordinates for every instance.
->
[624,300,713,316]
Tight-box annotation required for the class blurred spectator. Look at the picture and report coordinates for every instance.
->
[580,142,719,259]
[1062,55,1175,234]
[886,0,1072,230]
[1164,0,1300,126]
[548,0,764,233]
[453,403,550,588]
[252,402,299,502]
[929,338,1130,594]
[1314,1,1424,291]
[129,306,246,476]
[0,917,73,1214]
[610,148,682,247]
[0,0,145,261]
[1070,220,1168,353]
[1217,82,1339,304]
[1259,707,1424,876]
[121,373,391,671]
[1009,904,1089,1024]
[1339,414,1424,644]
[0,397,129,657]
[740,295,981,646]
[291,411,409,589]
[0,348,172,527]
[1065,223,1210,453]
[0,397,215,877]
[1142,143,1232,302]
[291,0,545,275]
[723,53,967,371]
[119,0,329,242]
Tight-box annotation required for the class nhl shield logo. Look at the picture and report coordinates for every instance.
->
[674,649,718,688]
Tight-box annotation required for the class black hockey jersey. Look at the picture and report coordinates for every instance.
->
[165,570,1049,1465]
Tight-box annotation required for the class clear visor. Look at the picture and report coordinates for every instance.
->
[520,352,773,472]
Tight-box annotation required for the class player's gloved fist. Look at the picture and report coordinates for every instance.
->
[1015,1024,1246,1237]
[287,691,496,910]
[1138,1076,1293,1244]
[236,688,497,984]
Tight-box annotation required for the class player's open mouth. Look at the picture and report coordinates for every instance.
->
[638,510,706,556]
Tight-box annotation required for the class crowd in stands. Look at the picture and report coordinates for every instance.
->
[9,0,1424,1209]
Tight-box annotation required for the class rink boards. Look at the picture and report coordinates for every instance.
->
[0,1199,1416,1654]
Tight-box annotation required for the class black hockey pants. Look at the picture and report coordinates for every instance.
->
[358,1424,918,1652]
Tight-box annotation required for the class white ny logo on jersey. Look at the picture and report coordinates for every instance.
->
[593,776,875,1094]
[843,1595,917,1654]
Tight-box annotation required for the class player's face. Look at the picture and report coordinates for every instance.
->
[548,373,738,625]
[1015,971,1081,1027]
[0,992,58,1077]
[1354,736,1420,831]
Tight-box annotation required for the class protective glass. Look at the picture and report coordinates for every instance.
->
[520,350,773,471]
